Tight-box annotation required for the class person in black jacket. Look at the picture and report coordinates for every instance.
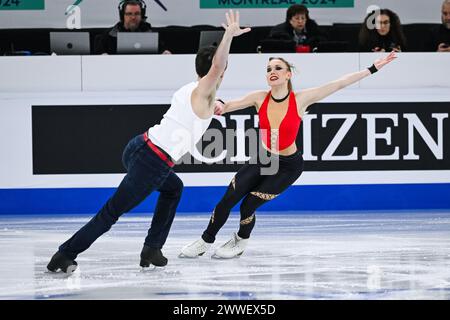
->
[269,4,325,51]
[358,8,406,52]
[94,0,170,55]
[431,0,450,52]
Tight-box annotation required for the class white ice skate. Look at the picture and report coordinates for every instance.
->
[212,233,248,259]
[179,238,211,258]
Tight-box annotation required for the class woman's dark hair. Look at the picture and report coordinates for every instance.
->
[195,46,217,78]
[286,4,310,22]
[358,8,406,51]
[269,57,294,91]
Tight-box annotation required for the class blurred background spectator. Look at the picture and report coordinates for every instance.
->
[94,0,170,54]
[268,4,326,52]
[358,8,407,52]
[431,0,450,52]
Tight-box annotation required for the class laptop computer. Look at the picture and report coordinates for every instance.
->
[50,32,90,55]
[117,32,159,54]
[199,30,224,49]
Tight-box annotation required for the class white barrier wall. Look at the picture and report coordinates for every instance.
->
[0,56,82,92]
[1,53,449,93]
[359,53,450,89]
[82,54,197,92]
[82,53,361,92]
[0,53,449,191]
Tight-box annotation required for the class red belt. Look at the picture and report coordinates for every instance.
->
[143,132,175,168]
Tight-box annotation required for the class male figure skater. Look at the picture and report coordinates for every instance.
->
[47,10,250,273]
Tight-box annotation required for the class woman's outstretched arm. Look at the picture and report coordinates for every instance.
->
[214,91,267,115]
[297,51,397,114]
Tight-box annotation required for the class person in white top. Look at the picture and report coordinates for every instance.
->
[46,10,250,274]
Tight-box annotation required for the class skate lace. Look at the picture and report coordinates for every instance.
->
[199,240,207,249]
[221,235,237,248]
[191,239,208,250]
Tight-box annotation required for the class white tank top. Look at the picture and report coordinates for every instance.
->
[147,81,212,161]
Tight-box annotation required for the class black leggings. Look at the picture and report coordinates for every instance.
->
[202,151,304,243]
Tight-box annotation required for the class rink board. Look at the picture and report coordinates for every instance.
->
[1,183,449,215]
[1,54,449,214]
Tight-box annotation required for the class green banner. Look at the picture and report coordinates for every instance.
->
[201,0,354,9]
[0,0,45,10]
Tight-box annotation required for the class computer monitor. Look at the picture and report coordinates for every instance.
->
[117,32,159,54]
[198,30,224,49]
[258,39,296,53]
[50,32,91,55]
[315,41,349,53]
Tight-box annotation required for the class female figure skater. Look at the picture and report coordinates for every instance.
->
[181,52,397,259]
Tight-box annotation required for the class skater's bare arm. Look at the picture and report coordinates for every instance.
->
[297,51,397,115]
[195,11,251,103]
[215,91,266,115]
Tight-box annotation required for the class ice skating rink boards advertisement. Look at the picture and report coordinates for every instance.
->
[0,53,449,214]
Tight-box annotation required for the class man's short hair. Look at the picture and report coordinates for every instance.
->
[195,46,217,78]
[119,0,146,21]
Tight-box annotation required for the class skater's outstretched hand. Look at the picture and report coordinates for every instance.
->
[373,51,397,71]
[222,10,251,38]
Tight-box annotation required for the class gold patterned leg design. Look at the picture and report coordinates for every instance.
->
[231,176,236,190]
[250,191,279,201]
[240,213,255,225]
[210,208,216,224]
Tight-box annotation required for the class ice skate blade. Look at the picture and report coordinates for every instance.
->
[140,265,165,272]
[178,252,205,259]
[46,263,78,274]
[65,265,78,274]
[211,252,243,259]
[45,267,77,278]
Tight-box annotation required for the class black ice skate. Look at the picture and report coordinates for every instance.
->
[140,245,168,267]
[47,251,78,274]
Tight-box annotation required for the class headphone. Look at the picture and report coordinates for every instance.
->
[118,0,147,22]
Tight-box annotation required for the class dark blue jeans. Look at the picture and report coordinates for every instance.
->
[59,134,183,260]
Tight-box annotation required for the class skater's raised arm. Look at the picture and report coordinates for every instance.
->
[297,51,397,115]
[194,11,251,106]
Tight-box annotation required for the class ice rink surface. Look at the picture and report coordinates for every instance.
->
[0,212,449,300]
